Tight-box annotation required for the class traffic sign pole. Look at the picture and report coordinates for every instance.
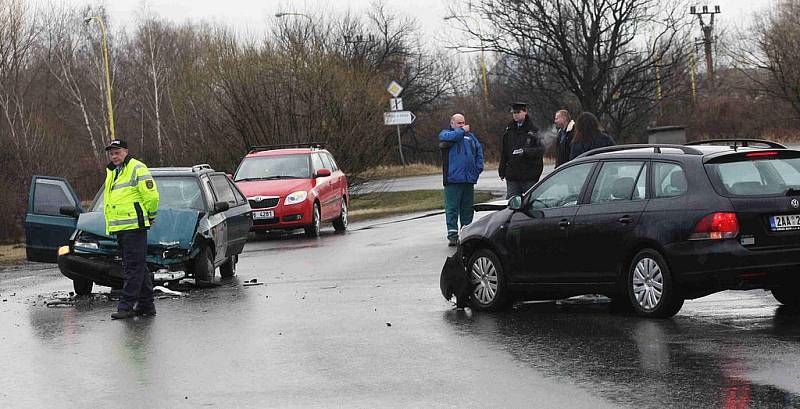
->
[385,80,410,166]
[396,125,405,166]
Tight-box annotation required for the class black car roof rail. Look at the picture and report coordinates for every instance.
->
[685,139,787,149]
[248,142,325,153]
[191,164,213,172]
[576,144,704,159]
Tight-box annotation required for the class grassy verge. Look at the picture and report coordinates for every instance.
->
[0,244,26,266]
[364,162,500,180]
[349,189,497,222]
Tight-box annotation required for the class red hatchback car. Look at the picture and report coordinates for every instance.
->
[233,143,349,237]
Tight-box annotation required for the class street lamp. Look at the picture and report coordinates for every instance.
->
[275,12,312,22]
[84,16,116,140]
[444,14,489,107]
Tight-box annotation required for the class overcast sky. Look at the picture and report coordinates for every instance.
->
[60,0,774,44]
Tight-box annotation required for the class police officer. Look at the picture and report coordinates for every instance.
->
[499,102,545,198]
[104,140,160,319]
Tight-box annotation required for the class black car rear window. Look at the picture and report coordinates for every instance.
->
[706,156,800,196]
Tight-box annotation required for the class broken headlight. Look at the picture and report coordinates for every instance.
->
[74,231,104,251]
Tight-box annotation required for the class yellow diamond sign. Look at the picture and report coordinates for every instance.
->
[386,80,403,97]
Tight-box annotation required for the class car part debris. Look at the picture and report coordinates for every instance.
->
[46,300,75,308]
[154,285,185,296]
[154,269,186,282]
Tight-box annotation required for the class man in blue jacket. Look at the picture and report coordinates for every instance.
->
[439,112,484,246]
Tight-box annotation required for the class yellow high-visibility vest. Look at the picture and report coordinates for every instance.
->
[103,157,159,234]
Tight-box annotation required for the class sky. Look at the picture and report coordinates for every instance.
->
[60,0,776,46]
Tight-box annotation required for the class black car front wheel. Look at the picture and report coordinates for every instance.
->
[467,249,511,311]
[73,278,93,296]
[627,249,683,318]
[771,287,800,307]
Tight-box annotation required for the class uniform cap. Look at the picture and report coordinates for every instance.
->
[510,102,528,112]
[104,139,128,150]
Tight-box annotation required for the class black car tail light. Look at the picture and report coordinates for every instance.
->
[689,212,739,240]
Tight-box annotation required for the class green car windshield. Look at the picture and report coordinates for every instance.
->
[90,176,205,212]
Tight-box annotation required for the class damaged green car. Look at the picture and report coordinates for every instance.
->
[25,164,252,294]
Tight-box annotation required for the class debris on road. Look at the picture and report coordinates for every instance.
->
[386,322,392,327]
[46,300,75,308]
[154,286,185,296]
[244,278,264,287]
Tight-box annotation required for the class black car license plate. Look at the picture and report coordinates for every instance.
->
[770,214,800,231]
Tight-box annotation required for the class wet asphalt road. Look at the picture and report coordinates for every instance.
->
[2,212,800,408]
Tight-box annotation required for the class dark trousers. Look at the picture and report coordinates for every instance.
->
[444,183,475,239]
[116,230,154,312]
[506,180,535,199]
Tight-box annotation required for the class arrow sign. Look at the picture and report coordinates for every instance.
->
[384,111,416,125]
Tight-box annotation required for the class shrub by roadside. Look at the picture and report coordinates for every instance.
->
[0,244,26,266]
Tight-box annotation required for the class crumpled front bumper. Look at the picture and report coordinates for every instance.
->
[58,250,191,289]
[440,248,470,306]
[58,253,125,288]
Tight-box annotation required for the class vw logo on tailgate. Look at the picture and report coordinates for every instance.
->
[792,199,800,209]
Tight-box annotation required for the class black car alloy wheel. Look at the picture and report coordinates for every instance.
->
[628,249,684,318]
[468,249,511,311]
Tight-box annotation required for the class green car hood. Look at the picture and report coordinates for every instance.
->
[77,208,201,250]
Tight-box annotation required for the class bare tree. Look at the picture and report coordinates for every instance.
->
[131,15,173,164]
[730,0,800,123]
[447,0,690,139]
[41,5,106,163]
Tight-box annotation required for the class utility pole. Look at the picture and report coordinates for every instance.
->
[689,5,720,90]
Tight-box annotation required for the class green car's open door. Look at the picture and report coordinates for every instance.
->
[25,176,82,262]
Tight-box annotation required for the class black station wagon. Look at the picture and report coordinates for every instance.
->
[441,140,800,317]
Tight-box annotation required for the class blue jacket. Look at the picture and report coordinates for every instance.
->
[439,127,484,184]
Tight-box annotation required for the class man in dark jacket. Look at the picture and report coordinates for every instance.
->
[554,109,575,168]
[499,102,545,198]
[439,112,484,246]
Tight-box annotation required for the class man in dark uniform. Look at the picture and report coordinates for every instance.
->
[499,102,545,198]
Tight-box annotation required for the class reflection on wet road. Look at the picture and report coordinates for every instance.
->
[444,295,800,408]
[1,212,799,408]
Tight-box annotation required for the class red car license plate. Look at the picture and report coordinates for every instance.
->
[253,210,274,220]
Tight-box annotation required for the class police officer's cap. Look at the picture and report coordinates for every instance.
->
[104,139,128,151]
[510,102,528,112]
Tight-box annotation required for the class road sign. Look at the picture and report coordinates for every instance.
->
[386,80,403,97]
[384,111,416,126]
[389,98,403,111]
